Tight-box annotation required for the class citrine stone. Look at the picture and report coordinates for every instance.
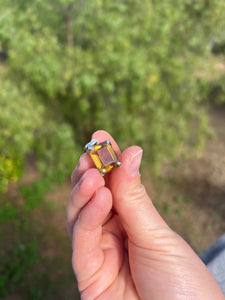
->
[85,139,121,175]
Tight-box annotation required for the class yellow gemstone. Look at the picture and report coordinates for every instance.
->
[85,140,121,175]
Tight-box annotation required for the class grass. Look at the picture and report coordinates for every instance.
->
[20,177,55,211]
[174,194,192,204]
[175,208,185,217]
[0,241,38,296]
[0,177,79,299]
[163,203,172,213]
[0,202,18,224]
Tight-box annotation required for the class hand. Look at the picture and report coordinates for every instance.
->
[67,130,224,299]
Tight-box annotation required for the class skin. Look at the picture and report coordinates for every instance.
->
[67,130,224,300]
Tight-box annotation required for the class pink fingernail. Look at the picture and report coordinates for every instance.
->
[129,149,143,176]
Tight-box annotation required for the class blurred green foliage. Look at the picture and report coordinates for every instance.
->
[0,194,78,298]
[0,202,18,224]
[0,75,44,191]
[0,241,38,296]
[20,177,54,211]
[0,70,77,192]
[0,0,225,191]
[1,3,224,297]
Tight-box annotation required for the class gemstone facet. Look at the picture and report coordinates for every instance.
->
[84,139,121,175]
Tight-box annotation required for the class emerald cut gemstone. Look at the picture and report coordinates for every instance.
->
[85,139,121,175]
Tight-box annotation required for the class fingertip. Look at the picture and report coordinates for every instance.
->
[79,152,94,169]
[92,129,108,138]
[111,146,143,182]
[121,146,143,167]
[71,153,94,188]
[95,186,113,210]
[77,186,113,231]
[67,168,105,239]
[79,168,105,197]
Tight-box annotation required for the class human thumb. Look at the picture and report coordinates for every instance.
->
[110,146,168,246]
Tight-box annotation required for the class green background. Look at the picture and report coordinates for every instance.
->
[0,0,225,298]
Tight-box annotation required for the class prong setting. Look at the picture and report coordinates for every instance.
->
[84,139,121,175]
[84,139,99,151]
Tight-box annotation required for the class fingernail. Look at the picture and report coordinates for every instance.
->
[129,149,143,177]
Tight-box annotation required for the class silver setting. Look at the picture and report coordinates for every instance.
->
[84,138,121,175]
[84,139,99,151]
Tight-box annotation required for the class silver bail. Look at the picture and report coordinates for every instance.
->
[84,139,99,151]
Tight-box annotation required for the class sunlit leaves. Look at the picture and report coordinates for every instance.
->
[0,0,224,190]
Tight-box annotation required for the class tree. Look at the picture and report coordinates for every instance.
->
[0,0,225,190]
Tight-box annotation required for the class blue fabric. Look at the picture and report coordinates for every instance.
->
[200,234,225,295]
